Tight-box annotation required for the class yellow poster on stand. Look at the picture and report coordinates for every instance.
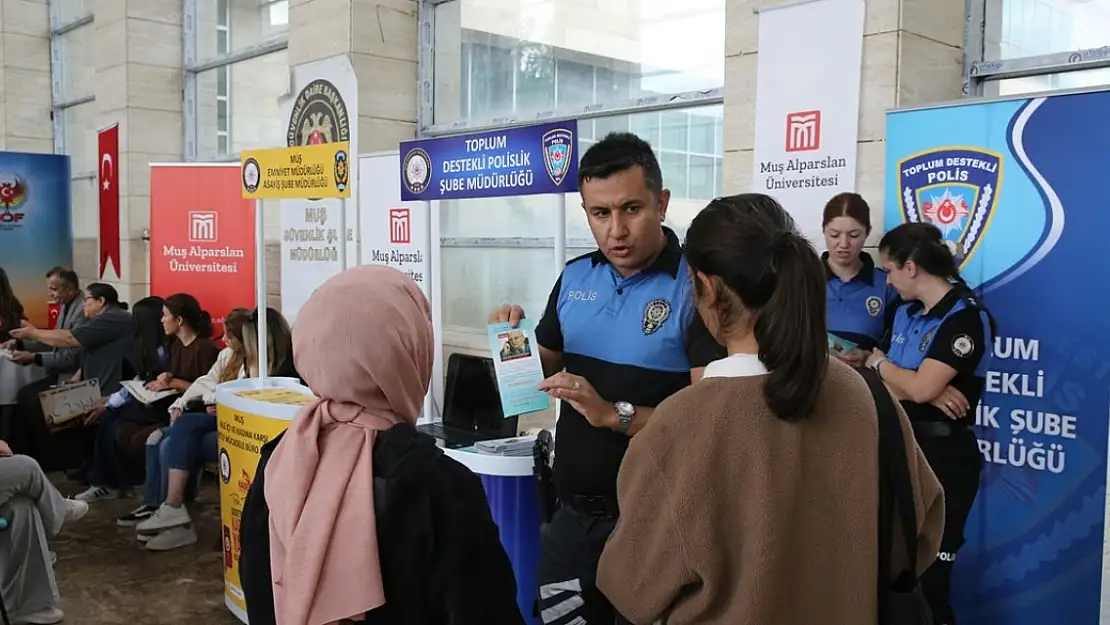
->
[217,401,295,618]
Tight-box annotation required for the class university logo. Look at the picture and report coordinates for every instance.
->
[785,110,821,152]
[541,127,574,185]
[401,148,432,195]
[287,78,350,148]
[0,173,28,227]
[897,147,1002,269]
[189,211,218,242]
[390,208,411,244]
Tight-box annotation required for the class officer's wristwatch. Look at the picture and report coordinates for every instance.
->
[614,401,635,436]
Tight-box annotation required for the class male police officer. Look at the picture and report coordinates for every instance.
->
[490,132,723,624]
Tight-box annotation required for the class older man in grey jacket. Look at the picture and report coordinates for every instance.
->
[5,267,86,471]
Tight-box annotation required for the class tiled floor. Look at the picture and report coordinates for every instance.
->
[49,475,241,625]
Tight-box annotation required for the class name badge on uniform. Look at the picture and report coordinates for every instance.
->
[642,298,671,335]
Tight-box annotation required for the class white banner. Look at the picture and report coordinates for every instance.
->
[751,0,865,247]
[358,153,431,298]
[359,152,436,422]
[280,55,359,322]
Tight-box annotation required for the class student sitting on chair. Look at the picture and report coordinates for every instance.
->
[0,439,88,624]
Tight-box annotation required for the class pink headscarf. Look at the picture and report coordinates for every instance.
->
[263,265,434,625]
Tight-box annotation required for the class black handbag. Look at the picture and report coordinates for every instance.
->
[861,369,934,625]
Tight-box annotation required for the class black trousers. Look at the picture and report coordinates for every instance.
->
[917,429,982,625]
[536,506,631,625]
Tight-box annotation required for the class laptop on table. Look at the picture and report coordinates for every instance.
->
[418,353,519,449]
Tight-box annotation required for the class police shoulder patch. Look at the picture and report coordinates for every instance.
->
[951,334,974,358]
[642,298,671,335]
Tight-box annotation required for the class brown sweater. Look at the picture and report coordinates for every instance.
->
[596,356,945,625]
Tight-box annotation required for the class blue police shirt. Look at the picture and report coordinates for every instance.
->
[824,252,899,351]
[535,228,724,498]
[886,287,994,423]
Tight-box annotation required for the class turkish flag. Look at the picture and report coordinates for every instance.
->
[47,302,61,329]
[98,125,120,279]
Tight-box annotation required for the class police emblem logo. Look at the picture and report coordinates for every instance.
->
[242,158,261,194]
[865,295,883,317]
[402,148,432,195]
[541,128,574,186]
[919,327,937,352]
[218,448,231,484]
[951,334,974,358]
[333,149,349,193]
[896,147,1002,270]
[287,79,350,148]
[642,298,672,335]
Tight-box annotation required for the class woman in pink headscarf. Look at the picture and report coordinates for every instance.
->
[238,266,525,625]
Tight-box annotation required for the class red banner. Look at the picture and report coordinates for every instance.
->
[46,302,60,330]
[149,165,255,337]
[98,125,120,279]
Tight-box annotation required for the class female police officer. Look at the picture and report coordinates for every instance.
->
[822,192,898,367]
[865,222,996,625]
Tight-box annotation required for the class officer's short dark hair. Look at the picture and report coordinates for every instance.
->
[45,266,78,289]
[578,132,664,197]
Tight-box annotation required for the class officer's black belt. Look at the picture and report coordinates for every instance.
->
[565,494,619,518]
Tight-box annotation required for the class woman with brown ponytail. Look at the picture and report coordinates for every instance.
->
[596,194,945,625]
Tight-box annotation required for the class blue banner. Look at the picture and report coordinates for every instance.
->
[399,121,579,201]
[886,90,1110,625]
[0,152,72,328]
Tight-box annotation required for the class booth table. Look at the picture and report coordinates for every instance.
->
[444,447,542,625]
[215,377,312,624]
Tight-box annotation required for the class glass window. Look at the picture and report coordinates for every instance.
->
[58,23,95,101]
[195,0,289,63]
[61,100,98,175]
[195,50,288,160]
[441,247,557,331]
[995,66,1110,96]
[985,0,1108,61]
[432,0,726,124]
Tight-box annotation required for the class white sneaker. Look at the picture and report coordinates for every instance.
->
[63,498,88,524]
[14,606,64,624]
[73,486,120,503]
[145,525,198,551]
[135,503,191,534]
[136,531,151,543]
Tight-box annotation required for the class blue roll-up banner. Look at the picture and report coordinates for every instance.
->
[399,121,579,201]
[885,89,1110,624]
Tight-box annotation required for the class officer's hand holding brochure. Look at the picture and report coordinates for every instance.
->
[827,332,859,355]
[488,319,550,417]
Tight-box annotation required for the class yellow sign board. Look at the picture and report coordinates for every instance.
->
[234,387,314,406]
[240,141,351,199]
[217,403,292,618]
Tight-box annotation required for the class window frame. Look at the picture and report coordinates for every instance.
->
[965,0,1110,98]
[182,0,290,162]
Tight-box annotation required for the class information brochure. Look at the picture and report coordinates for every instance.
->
[121,380,178,405]
[38,379,101,428]
[488,320,549,417]
[827,332,859,355]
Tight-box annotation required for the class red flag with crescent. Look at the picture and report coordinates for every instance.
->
[98,125,120,279]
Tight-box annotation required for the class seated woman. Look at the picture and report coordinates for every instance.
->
[76,296,169,503]
[112,294,220,481]
[239,267,524,625]
[115,307,251,528]
[0,439,88,625]
[135,308,295,552]
[595,194,945,625]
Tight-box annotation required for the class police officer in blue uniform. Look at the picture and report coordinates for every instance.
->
[865,223,995,625]
[821,192,899,366]
[490,132,723,625]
